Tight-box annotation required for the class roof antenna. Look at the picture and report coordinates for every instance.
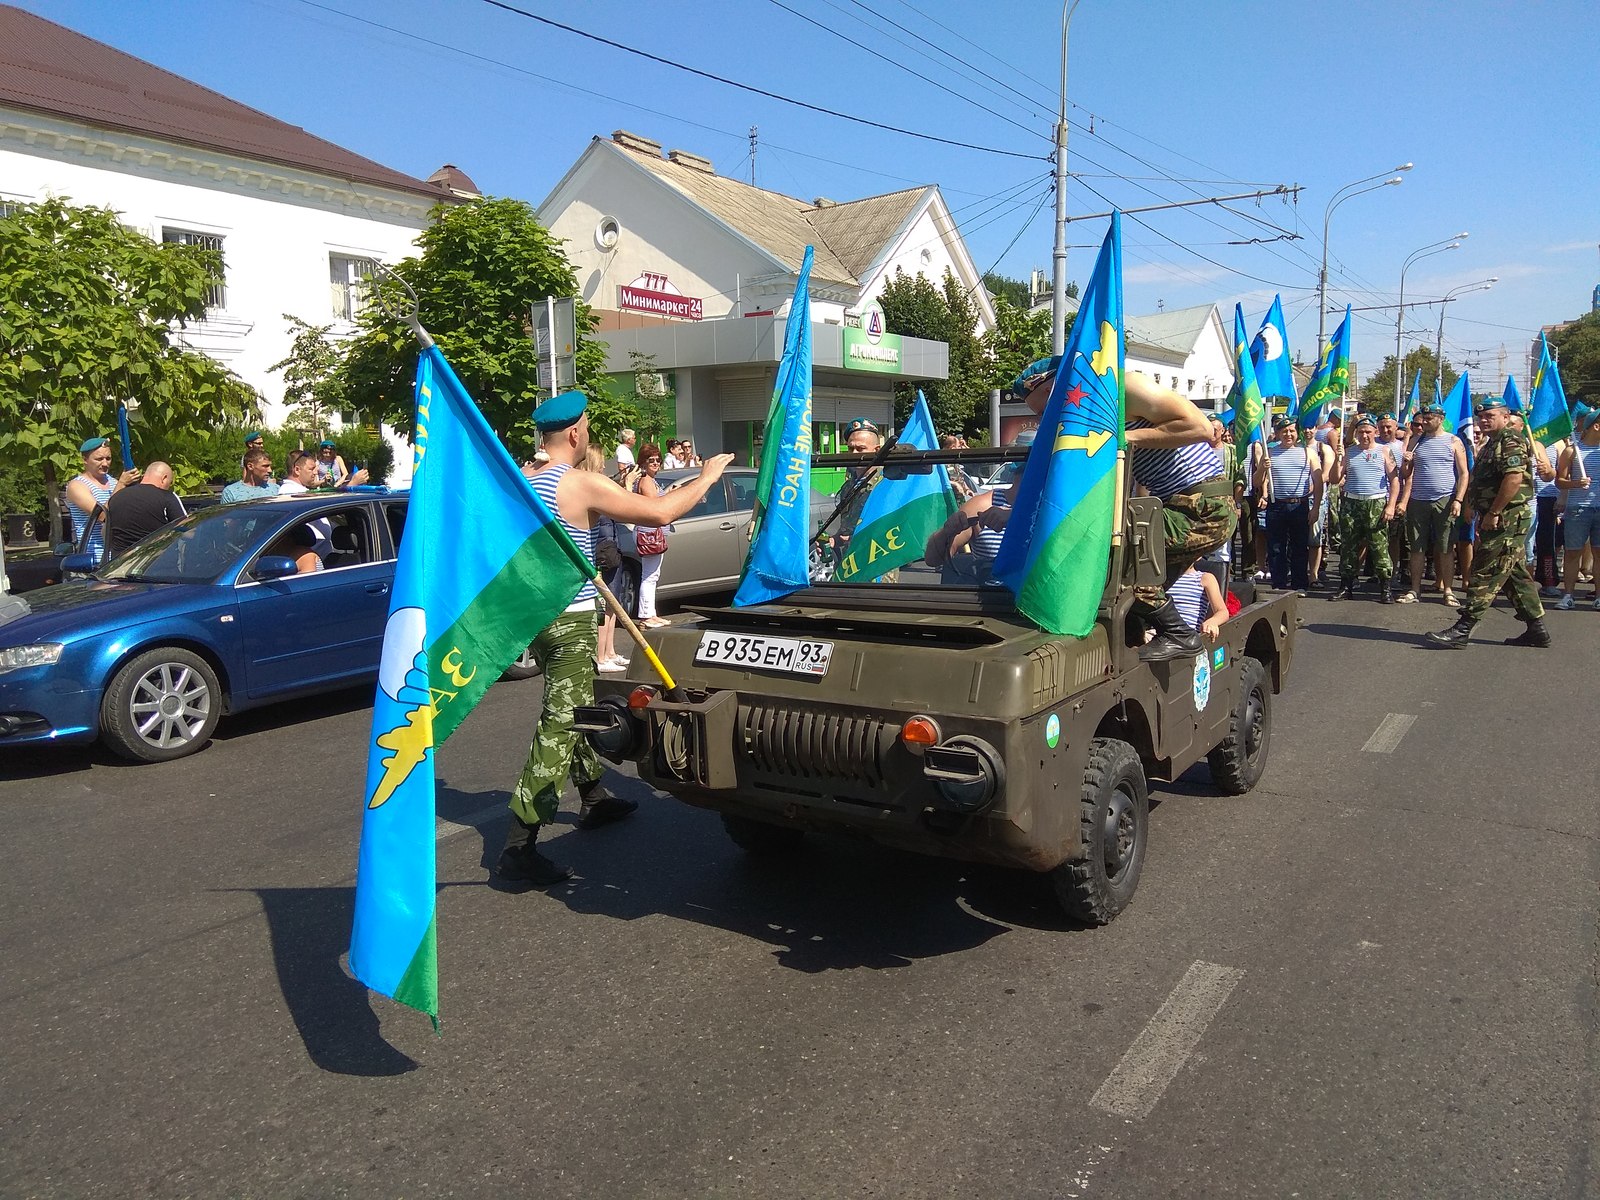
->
[749,125,758,187]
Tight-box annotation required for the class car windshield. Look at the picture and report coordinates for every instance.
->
[813,446,1033,594]
[99,506,278,584]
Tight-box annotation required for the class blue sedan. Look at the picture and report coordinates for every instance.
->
[0,492,414,762]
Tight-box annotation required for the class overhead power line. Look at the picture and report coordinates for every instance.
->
[476,0,1045,161]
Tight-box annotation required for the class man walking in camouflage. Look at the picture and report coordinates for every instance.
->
[1425,396,1550,649]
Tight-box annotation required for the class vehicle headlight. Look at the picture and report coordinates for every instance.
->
[0,644,64,675]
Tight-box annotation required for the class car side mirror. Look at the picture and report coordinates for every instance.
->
[52,541,74,556]
[252,555,300,580]
[61,552,102,574]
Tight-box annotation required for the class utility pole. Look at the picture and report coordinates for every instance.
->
[1051,1,1081,357]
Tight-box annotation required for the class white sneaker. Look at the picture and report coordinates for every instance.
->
[597,659,628,672]
[1557,593,1575,611]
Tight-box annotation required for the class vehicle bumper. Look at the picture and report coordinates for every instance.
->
[584,681,1077,872]
[0,671,98,747]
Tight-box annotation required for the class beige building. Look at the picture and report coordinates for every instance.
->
[540,131,995,462]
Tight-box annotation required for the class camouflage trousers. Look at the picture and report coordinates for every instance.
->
[512,606,605,826]
[1338,497,1392,583]
[1463,506,1543,624]
[1133,483,1239,611]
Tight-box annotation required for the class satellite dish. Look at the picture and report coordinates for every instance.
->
[594,216,620,251]
[1257,324,1284,361]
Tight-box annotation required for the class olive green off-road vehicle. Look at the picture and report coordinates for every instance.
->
[576,448,1296,924]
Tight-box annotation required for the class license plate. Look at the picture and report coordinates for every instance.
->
[694,631,833,677]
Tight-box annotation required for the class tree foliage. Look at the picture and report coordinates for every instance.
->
[270,315,343,436]
[1358,345,1459,414]
[981,296,1058,395]
[0,197,260,511]
[877,268,988,436]
[1546,310,1600,406]
[981,271,1076,309]
[335,197,608,453]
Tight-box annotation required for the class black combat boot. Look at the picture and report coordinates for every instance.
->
[576,779,638,830]
[1137,600,1205,663]
[1424,615,1476,649]
[495,815,573,887]
[1377,577,1394,604]
[1329,581,1354,601]
[1504,617,1551,648]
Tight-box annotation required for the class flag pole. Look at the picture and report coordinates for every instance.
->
[370,258,682,697]
[1111,449,1126,546]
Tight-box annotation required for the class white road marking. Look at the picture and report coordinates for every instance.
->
[435,803,507,842]
[1089,960,1245,1120]
[1361,712,1417,754]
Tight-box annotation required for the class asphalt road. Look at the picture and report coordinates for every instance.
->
[2,591,1597,1198]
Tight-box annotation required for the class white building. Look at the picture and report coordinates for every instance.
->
[0,5,462,483]
[539,131,994,463]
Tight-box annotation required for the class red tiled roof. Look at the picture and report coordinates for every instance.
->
[0,4,446,200]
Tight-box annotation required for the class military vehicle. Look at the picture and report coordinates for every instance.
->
[575,446,1296,924]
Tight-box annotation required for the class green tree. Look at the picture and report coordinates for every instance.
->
[270,315,343,437]
[1546,310,1600,406]
[628,350,675,448]
[0,197,259,526]
[878,268,989,436]
[1358,346,1459,414]
[981,295,1058,393]
[982,271,1076,309]
[335,197,607,453]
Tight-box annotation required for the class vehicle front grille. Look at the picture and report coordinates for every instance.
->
[738,702,890,786]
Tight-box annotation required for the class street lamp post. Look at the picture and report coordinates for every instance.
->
[1051,0,1083,356]
[1434,278,1498,366]
[1394,234,1468,413]
[1318,164,1411,356]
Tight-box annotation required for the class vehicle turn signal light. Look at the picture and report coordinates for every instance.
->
[628,685,658,711]
[901,715,941,747]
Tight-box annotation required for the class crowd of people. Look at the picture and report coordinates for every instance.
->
[1220,396,1599,646]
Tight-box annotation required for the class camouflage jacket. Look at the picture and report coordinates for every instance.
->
[1466,429,1534,513]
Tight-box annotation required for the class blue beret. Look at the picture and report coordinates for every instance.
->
[1475,396,1507,412]
[244,430,263,443]
[1354,413,1376,428]
[1417,400,1443,414]
[79,436,108,454]
[319,439,335,448]
[533,389,588,432]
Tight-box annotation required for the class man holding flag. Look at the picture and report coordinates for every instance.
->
[1008,214,1226,660]
[501,392,736,886]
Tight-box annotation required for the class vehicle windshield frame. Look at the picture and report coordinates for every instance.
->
[96,502,303,585]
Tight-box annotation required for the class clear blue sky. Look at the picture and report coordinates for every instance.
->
[17,0,1600,386]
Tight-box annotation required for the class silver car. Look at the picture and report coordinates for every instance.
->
[613,467,835,615]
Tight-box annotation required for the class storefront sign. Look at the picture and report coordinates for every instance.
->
[842,305,901,373]
[618,271,703,321]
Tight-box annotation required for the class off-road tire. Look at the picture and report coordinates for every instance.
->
[722,813,805,856]
[101,647,223,763]
[1054,737,1148,925]
[500,644,543,681]
[1207,656,1271,795]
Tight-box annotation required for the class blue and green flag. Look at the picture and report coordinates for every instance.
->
[833,391,955,583]
[1440,370,1472,437]
[1250,296,1296,404]
[1503,374,1522,412]
[349,346,594,1026]
[1298,305,1351,428]
[1528,333,1574,446]
[735,246,815,606]
[1402,369,1422,423]
[993,213,1124,637]
[1231,304,1268,448]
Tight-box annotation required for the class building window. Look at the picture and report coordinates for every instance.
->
[1187,379,1195,393]
[0,200,20,220]
[162,227,226,309]
[330,254,374,321]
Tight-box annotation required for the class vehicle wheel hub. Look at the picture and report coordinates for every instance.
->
[130,663,211,749]
[1103,787,1136,878]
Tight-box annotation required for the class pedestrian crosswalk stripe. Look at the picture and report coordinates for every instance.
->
[1361,713,1417,754]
